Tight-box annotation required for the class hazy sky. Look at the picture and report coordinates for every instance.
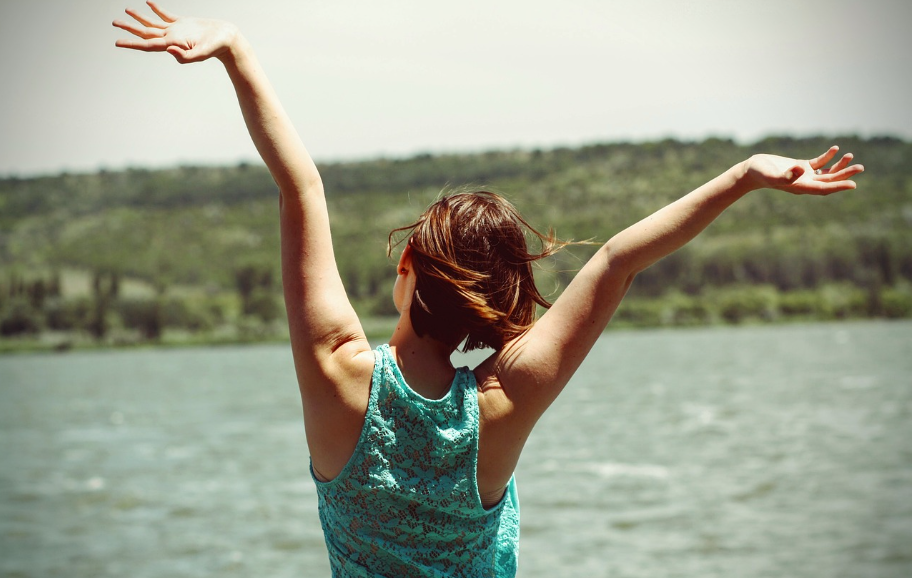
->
[0,0,912,177]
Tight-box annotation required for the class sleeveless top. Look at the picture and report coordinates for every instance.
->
[311,344,520,577]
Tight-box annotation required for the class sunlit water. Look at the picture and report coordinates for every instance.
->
[0,321,910,578]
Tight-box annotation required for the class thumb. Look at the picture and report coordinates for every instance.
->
[783,165,805,183]
[166,45,189,63]
[169,43,212,64]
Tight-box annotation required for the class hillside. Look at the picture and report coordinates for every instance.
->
[0,135,911,351]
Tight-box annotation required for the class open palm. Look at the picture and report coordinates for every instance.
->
[746,146,864,196]
[112,1,237,64]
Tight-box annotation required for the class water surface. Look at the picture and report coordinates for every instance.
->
[0,321,910,577]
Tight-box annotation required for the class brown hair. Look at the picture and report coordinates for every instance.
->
[388,190,567,352]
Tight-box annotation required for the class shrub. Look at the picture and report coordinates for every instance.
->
[116,298,163,340]
[660,291,712,326]
[44,297,91,331]
[244,289,282,323]
[816,284,868,319]
[161,297,221,331]
[613,298,663,327]
[710,285,779,324]
[0,298,43,336]
[880,287,911,318]
[778,290,819,317]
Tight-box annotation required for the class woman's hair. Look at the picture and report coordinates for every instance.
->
[388,190,567,352]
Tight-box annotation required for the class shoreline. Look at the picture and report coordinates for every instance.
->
[0,315,909,356]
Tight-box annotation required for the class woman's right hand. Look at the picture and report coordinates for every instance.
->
[113,1,239,64]
[742,146,864,196]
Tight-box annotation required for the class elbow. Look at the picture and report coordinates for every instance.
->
[615,270,637,300]
[601,240,641,284]
[274,163,323,200]
[278,174,324,208]
[622,271,637,292]
[596,242,638,298]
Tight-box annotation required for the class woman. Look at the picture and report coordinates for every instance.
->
[113,3,863,576]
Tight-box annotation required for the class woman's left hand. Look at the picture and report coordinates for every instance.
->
[112,1,239,64]
[743,146,864,196]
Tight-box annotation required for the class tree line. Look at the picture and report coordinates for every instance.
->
[0,135,910,350]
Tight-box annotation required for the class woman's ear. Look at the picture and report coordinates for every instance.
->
[398,244,413,275]
[393,244,416,314]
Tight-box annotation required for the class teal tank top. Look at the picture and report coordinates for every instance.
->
[311,344,520,577]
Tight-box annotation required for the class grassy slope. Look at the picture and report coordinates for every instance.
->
[0,135,911,350]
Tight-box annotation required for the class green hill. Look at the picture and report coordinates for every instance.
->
[0,135,910,351]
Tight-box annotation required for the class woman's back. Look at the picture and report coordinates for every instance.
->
[314,344,519,577]
[305,335,534,511]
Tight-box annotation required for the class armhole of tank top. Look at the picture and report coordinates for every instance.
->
[311,346,383,487]
[469,367,513,514]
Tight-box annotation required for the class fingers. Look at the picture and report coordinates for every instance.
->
[803,164,862,197]
[811,146,863,181]
[827,152,854,174]
[791,177,857,196]
[809,147,863,188]
[115,37,169,52]
[816,163,864,182]
[125,7,166,29]
[786,146,863,196]
[112,18,165,40]
[808,146,839,170]
[809,180,858,195]
[146,1,179,23]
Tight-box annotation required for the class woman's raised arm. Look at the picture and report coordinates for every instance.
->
[113,2,371,398]
[491,147,863,417]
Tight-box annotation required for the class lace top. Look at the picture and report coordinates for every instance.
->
[311,344,520,577]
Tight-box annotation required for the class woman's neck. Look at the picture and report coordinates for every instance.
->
[388,312,458,399]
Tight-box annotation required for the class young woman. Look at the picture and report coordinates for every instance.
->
[113,3,863,576]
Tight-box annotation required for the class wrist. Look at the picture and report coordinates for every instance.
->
[217,25,247,66]
[736,157,762,194]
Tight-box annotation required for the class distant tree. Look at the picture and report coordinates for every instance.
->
[234,265,260,305]
[27,280,47,310]
[48,271,62,297]
[1,298,43,336]
[235,264,275,318]
[246,289,282,323]
[88,270,120,340]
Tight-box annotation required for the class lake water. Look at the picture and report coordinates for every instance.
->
[0,321,910,578]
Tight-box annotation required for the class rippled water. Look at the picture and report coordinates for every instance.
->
[0,321,910,577]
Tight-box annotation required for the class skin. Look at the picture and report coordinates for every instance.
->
[114,2,863,508]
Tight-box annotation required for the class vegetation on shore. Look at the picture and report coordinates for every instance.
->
[0,135,910,353]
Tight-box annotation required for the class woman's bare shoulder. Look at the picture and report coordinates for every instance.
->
[474,333,566,417]
[295,339,376,414]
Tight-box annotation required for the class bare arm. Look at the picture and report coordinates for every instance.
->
[491,147,864,415]
[113,3,371,399]
[217,38,371,377]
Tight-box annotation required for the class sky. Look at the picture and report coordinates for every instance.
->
[0,0,912,177]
